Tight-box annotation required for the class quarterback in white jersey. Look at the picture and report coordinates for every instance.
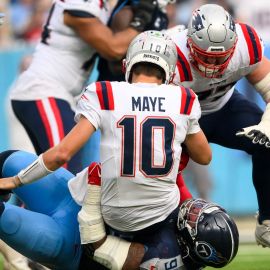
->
[0,30,211,270]
[167,4,270,248]
[75,80,201,231]
[9,0,160,174]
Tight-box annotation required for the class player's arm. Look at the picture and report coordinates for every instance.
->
[64,0,158,61]
[183,130,212,165]
[0,116,95,190]
[236,56,270,147]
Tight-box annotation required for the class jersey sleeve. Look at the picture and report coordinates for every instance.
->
[237,23,264,67]
[63,0,104,18]
[75,82,102,130]
[187,93,201,135]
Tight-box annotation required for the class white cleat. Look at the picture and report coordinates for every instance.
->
[255,218,270,248]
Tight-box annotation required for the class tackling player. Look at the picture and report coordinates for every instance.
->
[167,3,270,248]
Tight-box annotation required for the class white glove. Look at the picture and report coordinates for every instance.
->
[236,103,270,148]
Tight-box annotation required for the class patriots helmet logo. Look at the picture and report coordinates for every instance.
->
[192,11,204,32]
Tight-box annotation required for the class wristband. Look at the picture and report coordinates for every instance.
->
[17,154,53,185]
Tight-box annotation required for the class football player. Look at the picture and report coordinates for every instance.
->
[9,0,163,174]
[167,3,270,248]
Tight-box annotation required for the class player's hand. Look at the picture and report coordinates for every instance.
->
[129,0,158,32]
[236,103,270,148]
[236,123,270,148]
[0,176,21,190]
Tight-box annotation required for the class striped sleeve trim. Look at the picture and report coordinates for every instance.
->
[239,23,262,65]
[95,81,115,110]
[176,45,193,82]
[180,87,196,115]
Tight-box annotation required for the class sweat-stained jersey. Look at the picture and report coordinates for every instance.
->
[74,81,201,231]
[10,0,113,106]
[167,23,264,114]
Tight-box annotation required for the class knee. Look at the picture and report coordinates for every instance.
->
[0,207,21,235]
[0,150,18,178]
[1,151,37,178]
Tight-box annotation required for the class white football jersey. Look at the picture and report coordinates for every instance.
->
[168,23,264,114]
[75,81,201,231]
[10,0,113,106]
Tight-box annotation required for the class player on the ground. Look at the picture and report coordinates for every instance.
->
[9,0,163,174]
[166,3,270,248]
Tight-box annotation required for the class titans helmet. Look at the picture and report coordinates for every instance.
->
[187,4,237,78]
[123,30,177,84]
[177,199,239,269]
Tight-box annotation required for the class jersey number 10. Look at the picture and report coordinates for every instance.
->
[117,116,175,178]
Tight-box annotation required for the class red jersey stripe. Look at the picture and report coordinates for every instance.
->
[180,87,196,115]
[240,23,262,65]
[180,86,187,114]
[176,45,193,82]
[96,82,106,110]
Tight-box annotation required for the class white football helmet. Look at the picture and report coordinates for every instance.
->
[187,4,237,78]
[123,30,177,84]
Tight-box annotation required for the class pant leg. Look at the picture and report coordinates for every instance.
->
[200,90,270,220]
[11,98,83,174]
[0,150,82,269]
[2,150,75,215]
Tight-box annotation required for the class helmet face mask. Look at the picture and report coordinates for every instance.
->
[123,30,177,84]
[187,4,237,78]
[177,199,239,269]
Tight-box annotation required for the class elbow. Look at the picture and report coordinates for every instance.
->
[200,153,212,165]
[54,147,72,166]
[200,149,212,165]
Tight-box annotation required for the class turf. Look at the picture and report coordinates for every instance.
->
[206,243,270,270]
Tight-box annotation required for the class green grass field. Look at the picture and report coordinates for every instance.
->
[207,243,270,270]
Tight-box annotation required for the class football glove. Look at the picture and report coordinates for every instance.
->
[236,103,270,148]
[129,0,158,32]
[144,8,169,31]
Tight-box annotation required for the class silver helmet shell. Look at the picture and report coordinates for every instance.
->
[187,4,237,78]
[123,30,177,84]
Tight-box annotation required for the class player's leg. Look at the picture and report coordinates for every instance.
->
[11,98,83,174]
[0,150,82,269]
[0,202,81,270]
[200,90,270,247]
[0,150,76,215]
